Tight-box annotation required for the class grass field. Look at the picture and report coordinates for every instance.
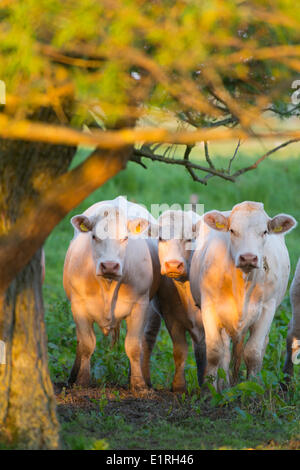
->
[44,141,300,450]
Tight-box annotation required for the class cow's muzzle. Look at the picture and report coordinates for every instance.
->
[163,260,186,278]
[237,253,258,272]
[97,261,122,278]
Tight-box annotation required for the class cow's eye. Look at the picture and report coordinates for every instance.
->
[229,229,235,235]
[263,230,268,236]
[186,239,192,243]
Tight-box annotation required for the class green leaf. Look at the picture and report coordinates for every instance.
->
[237,381,265,395]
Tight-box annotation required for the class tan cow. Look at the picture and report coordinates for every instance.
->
[190,201,296,390]
[63,196,160,391]
[283,258,300,377]
[142,210,206,392]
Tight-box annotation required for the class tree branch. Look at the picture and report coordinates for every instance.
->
[132,138,300,186]
[204,141,215,169]
[232,139,300,178]
[0,147,131,293]
[1,113,300,148]
[227,139,242,173]
[182,144,207,184]
[132,144,235,183]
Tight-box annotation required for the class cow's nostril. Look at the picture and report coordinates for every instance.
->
[101,262,120,273]
[239,253,258,266]
[165,260,184,271]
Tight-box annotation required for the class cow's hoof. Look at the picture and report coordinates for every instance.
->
[172,384,187,394]
[130,383,149,395]
[71,378,90,388]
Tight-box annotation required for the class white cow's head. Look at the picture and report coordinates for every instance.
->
[157,210,201,278]
[71,206,150,279]
[204,201,296,273]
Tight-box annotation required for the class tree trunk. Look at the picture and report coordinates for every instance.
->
[0,250,59,449]
[0,106,76,448]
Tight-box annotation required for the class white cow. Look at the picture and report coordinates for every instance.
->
[190,201,296,389]
[142,210,206,392]
[283,258,300,378]
[63,196,161,391]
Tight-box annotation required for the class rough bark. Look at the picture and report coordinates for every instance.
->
[0,106,76,449]
[0,250,59,449]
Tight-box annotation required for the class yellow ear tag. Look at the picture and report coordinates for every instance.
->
[216,222,225,229]
[273,226,283,233]
[135,223,141,233]
[80,223,89,232]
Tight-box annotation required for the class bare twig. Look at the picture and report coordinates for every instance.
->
[232,139,300,178]
[204,141,215,169]
[184,144,194,161]
[205,117,239,128]
[182,144,206,183]
[266,105,300,116]
[227,139,242,173]
[132,144,235,183]
[132,138,300,186]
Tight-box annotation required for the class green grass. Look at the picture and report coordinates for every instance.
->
[44,143,300,450]
[60,403,299,450]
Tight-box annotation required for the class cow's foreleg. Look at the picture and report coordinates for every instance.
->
[141,303,162,388]
[232,334,245,385]
[283,322,294,378]
[244,299,276,378]
[164,315,188,393]
[202,305,224,390]
[125,300,149,392]
[193,338,206,387]
[69,308,96,387]
[190,309,207,387]
[218,329,231,389]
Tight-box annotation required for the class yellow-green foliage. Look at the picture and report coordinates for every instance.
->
[1,0,300,126]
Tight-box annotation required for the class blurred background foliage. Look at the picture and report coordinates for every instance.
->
[1,0,300,132]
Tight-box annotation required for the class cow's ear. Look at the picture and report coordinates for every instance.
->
[268,214,297,235]
[71,215,94,232]
[127,217,150,236]
[204,211,229,232]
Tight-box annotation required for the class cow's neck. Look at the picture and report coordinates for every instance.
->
[173,278,189,303]
[99,277,122,328]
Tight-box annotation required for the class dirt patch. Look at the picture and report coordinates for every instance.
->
[55,383,299,450]
[55,382,233,425]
